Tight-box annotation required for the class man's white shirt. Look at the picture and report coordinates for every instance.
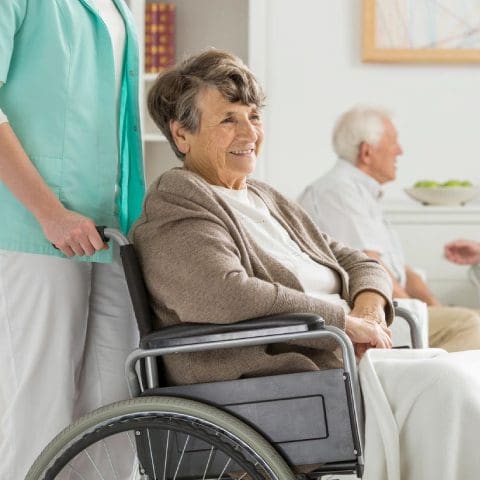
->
[298,159,407,287]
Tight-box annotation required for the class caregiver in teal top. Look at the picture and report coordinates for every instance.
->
[0,0,144,260]
[0,1,145,478]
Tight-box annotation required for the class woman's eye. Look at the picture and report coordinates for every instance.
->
[221,117,234,124]
[250,114,262,122]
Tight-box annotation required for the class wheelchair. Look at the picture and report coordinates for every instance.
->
[26,228,422,480]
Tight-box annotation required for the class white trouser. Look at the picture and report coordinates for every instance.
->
[0,247,139,480]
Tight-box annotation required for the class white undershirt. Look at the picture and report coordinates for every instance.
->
[0,105,6,125]
[211,185,350,312]
[0,0,126,125]
[91,0,126,109]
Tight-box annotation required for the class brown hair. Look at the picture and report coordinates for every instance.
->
[147,49,266,159]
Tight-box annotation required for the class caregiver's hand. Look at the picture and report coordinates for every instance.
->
[41,207,107,257]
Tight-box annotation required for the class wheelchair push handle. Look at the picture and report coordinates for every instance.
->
[52,226,153,338]
[95,225,109,243]
[51,225,110,250]
[101,227,154,338]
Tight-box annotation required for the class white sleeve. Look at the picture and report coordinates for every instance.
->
[0,81,7,124]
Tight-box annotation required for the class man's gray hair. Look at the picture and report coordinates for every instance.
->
[332,106,391,164]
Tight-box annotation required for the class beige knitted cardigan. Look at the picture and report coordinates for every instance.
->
[132,168,393,385]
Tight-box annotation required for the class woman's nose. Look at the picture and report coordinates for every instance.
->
[237,119,257,140]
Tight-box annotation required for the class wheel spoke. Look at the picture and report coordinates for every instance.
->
[84,449,106,480]
[162,429,170,480]
[66,463,87,480]
[217,458,231,480]
[101,439,119,480]
[146,429,158,480]
[172,435,190,480]
[126,431,137,454]
[202,446,215,480]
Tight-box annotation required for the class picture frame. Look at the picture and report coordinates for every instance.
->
[362,0,480,63]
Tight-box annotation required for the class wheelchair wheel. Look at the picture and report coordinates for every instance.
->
[26,396,295,480]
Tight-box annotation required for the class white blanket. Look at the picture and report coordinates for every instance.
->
[359,348,480,480]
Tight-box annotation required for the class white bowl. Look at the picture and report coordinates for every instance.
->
[404,187,480,206]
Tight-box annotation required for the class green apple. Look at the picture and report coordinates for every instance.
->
[414,180,440,188]
[441,179,473,188]
[442,179,464,187]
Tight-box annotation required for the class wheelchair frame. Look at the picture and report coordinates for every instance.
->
[112,227,421,479]
[26,228,423,480]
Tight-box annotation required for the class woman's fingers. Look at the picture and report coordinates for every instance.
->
[374,323,392,349]
[363,321,392,350]
[346,315,392,351]
[354,343,369,359]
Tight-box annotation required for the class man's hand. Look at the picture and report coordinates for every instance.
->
[445,239,480,265]
[40,207,107,257]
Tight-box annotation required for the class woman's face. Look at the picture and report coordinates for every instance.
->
[177,87,264,189]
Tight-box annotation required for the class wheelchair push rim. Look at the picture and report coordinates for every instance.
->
[26,396,295,480]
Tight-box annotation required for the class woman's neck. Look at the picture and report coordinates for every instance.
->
[184,161,247,190]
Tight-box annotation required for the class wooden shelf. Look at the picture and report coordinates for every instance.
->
[143,133,167,143]
[143,73,158,82]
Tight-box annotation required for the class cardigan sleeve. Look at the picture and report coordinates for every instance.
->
[323,233,394,324]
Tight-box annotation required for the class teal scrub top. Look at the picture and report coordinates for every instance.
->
[0,0,145,262]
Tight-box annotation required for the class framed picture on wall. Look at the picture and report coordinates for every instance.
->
[362,0,480,63]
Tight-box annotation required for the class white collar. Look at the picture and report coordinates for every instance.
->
[334,159,384,200]
[210,184,249,203]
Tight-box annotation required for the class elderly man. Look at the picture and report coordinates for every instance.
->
[298,105,480,351]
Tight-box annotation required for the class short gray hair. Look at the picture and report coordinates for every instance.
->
[332,106,391,164]
[147,49,265,160]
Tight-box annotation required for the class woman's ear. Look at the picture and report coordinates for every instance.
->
[170,121,190,154]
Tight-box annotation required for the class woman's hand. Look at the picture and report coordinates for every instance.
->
[39,207,107,257]
[350,290,388,325]
[345,314,392,359]
[347,290,392,358]
[350,303,386,327]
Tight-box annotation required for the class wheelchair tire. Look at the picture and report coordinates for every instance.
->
[26,396,295,480]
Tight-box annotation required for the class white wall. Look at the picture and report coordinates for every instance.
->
[261,0,480,202]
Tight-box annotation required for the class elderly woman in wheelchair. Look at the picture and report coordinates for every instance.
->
[27,50,480,480]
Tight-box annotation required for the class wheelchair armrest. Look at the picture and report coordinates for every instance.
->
[393,300,428,349]
[139,313,325,350]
